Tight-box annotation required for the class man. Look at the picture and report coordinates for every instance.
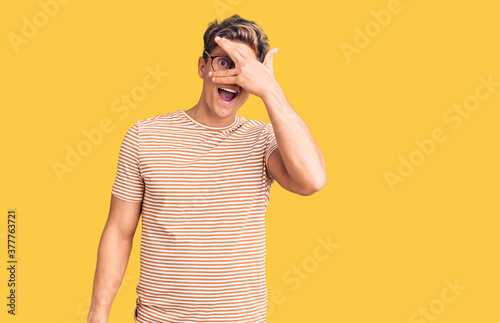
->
[88,14,326,323]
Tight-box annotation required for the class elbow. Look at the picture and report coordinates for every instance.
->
[300,173,327,196]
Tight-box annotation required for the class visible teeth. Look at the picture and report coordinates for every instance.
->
[220,88,236,94]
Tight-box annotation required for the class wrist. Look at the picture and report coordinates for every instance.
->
[89,302,110,314]
[261,82,284,104]
[87,308,109,323]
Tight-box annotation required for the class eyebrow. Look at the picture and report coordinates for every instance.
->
[210,52,229,57]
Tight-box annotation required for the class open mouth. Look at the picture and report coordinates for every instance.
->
[217,87,239,104]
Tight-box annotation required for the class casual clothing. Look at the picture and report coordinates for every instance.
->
[112,109,278,322]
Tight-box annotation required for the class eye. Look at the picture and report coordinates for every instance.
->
[219,58,230,67]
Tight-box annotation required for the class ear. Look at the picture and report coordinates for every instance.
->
[198,56,206,79]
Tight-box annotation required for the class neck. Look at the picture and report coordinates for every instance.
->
[186,96,236,129]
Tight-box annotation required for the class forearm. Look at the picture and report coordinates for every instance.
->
[262,84,327,189]
[88,228,133,321]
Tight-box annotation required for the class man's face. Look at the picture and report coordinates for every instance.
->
[198,42,257,117]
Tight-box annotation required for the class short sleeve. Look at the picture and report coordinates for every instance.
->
[264,123,279,183]
[111,122,144,202]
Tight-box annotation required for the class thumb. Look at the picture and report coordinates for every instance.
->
[264,47,278,66]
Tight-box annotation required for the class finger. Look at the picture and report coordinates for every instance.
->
[212,75,238,84]
[264,47,278,67]
[215,36,244,62]
[209,68,238,78]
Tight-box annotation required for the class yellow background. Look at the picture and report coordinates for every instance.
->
[1,0,499,322]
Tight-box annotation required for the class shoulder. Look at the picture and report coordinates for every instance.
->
[132,110,184,132]
[238,116,272,133]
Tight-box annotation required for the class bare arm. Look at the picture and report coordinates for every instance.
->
[263,85,327,196]
[87,195,142,323]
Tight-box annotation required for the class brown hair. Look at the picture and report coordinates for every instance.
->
[202,14,270,64]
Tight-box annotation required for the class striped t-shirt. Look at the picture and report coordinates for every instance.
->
[111,109,279,322]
